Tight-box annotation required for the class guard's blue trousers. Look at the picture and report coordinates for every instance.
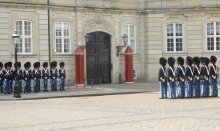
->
[51,79,57,91]
[203,80,209,97]
[194,80,200,97]
[43,79,48,91]
[25,80,31,93]
[178,82,185,98]
[169,82,176,99]
[0,79,3,93]
[187,81,193,98]
[211,79,218,97]
[160,82,167,98]
[60,78,65,91]
[4,80,11,94]
[34,79,40,92]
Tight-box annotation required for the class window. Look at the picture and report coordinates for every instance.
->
[207,22,220,51]
[15,20,32,54]
[55,22,71,54]
[166,23,183,52]
[123,24,136,53]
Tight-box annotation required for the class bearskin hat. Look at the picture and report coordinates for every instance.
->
[43,62,48,68]
[24,62,31,68]
[34,62,38,68]
[186,56,193,66]
[8,62,12,67]
[200,57,206,64]
[159,57,167,66]
[177,57,184,66]
[14,62,21,68]
[59,62,65,67]
[168,57,175,67]
[0,62,3,68]
[210,55,217,64]
[193,56,200,66]
[37,62,40,68]
[50,61,57,68]
[205,57,210,66]
[4,62,8,69]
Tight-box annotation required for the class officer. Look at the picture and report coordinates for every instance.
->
[167,57,176,99]
[50,61,58,91]
[33,62,41,92]
[23,62,32,93]
[14,62,23,92]
[59,62,66,91]
[3,63,11,94]
[42,62,49,92]
[176,57,185,98]
[193,57,201,97]
[0,62,4,93]
[185,56,194,98]
[158,57,167,99]
[209,55,218,97]
[201,57,210,97]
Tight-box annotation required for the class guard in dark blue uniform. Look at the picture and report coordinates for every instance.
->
[59,62,66,91]
[167,57,176,99]
[3,63,11,94]
[0,62,4,93]
[33,62,41,92]
[42,62,49,92]
[50,61,58,91]
[185,56,194,98]
[14,62,23,92]
[176,57,185,98]
[193,57,201,97]
[8,62,13,92]
[23,62,32,93]
[209,56,218,97]
[201,57,210,97]
[158,57,167,99]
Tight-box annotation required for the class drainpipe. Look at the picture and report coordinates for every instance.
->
[48,0,51,63]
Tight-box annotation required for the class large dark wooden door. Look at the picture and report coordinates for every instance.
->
[86,32,111,84]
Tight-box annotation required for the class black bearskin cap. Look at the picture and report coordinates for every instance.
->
[14,62,21,68]
[4,62,8,68]
[37,62,40,67]
[59,62,65,67]
[210,55,217,64]
[24,62,31,68]
[50,61,57,68]
[8,62,12,67]
[205,57,210,65]
[200,57,206,64]
[168,57,175,67]
[186,56,193,66]
[177,57,184,65]
[0,62,3,67]
[34,62,38,68]
[193,57,200,66]
[159,57,167,66]
[43,62,48,68]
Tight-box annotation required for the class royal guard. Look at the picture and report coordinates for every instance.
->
[23,62,32,93]
[185,56,194,98]
[50,61,58,91]
[193,57,201,97]
[3,63,11,94]
[158,57,167,99]
[33,62,41,92]
[167,57,176,99]
[14,62,23,92]
[201,57,210,97]
[59,62,66,91]
[176,57,185,98]
[42,62,49,92]
[210,56,218,97]
[8,62,13,92]
[0,62,4,93]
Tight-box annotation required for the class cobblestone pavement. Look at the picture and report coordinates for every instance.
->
[0,92,220,131]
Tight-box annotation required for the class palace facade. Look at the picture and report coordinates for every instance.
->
[0,0,220,85]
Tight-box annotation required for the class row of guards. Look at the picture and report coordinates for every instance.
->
[0,61,66,94]
[75,45,134,87]
[159,55,218,99]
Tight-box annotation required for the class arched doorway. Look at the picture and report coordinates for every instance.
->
[86,31,111,84]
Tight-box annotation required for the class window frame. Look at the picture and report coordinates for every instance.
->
[166,22,184,53]
[122,24,137,53]
[206,21,220,52]
[54,22,71,54]
[14,20,33,54]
